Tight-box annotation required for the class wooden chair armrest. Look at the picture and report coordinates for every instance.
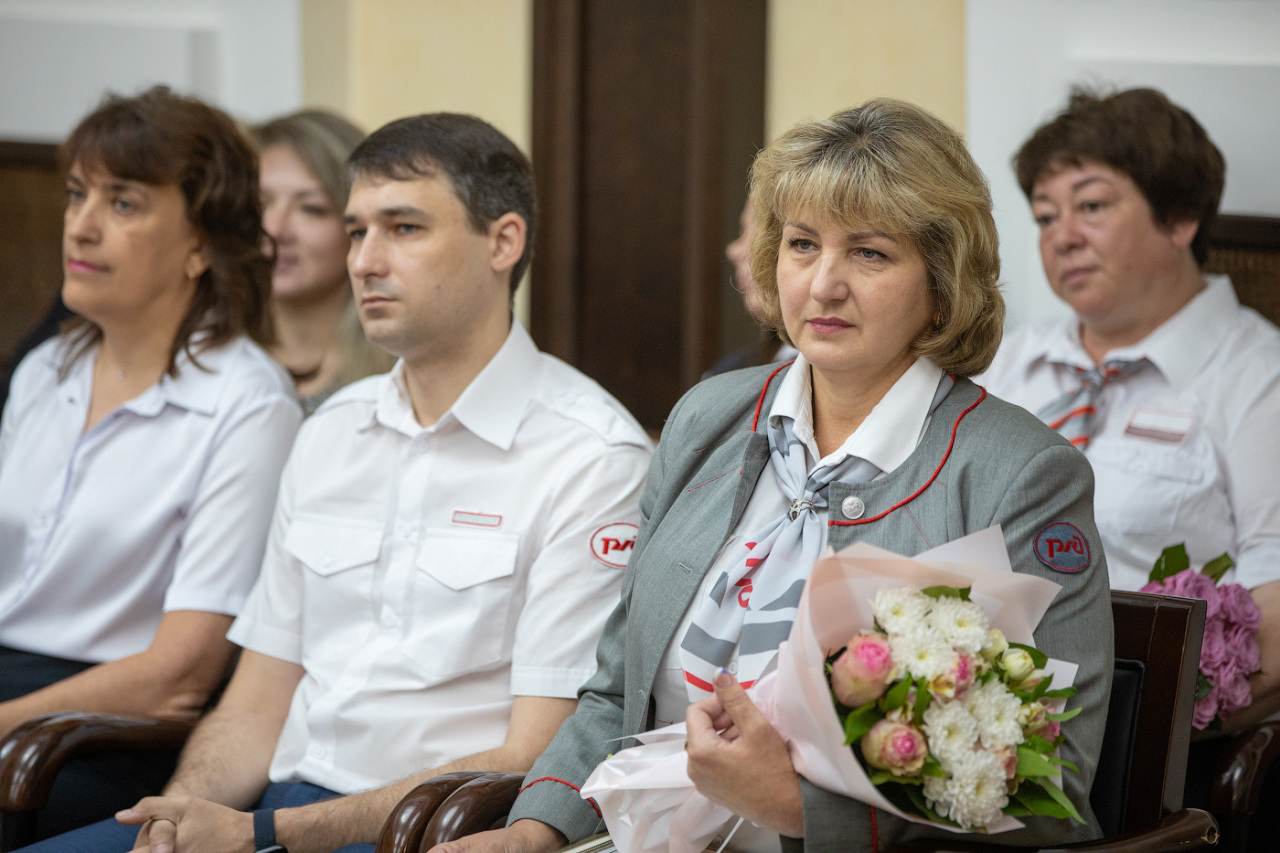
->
[375,771,492,853]
[0,712,194,813]
[421,773,525,847]
[1210,720,1280,815]
[886,808,1218,853]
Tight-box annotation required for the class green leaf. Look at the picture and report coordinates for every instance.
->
[1011,779,1075,821]
[1031,777,1086,824]
[920,585,972,601]
[913,677,932,723]
[1016,745,1061,778]
[1196,672,1214,701]
[921,755,946,778]
[1203,553,1234,584]
[843,702,883,746]
[870,770,923,785]
[1047,706,1083,723]
[1008,642,1048,669]
[1049,755,1080,774]
[1025,735,1055,754]
[882,677,911,711]
[1041,687,1077,699]
[1149,543,1191,583]
[1003,803,1032,817]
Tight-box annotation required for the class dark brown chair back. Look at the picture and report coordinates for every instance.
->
[1103,591,1206,834]
[1206,214,1280,326]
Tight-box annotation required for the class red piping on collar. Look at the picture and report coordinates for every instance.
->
[751,361,795,432]
[829,387,988,527]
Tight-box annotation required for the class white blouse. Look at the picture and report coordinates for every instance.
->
[0,335,301,663]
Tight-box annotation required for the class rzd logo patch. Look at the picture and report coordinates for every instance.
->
[1034,522,1090,573]
[590,522,638,568]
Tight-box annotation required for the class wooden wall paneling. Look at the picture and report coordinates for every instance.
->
[531,0,766,430]
[1206,213,1280,327]
[0,142,64,376]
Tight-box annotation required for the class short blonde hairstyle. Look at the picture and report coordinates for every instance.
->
[749,99,1004,377]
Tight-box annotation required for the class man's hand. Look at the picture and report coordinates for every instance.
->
[685,670,803,838]
[118,796,254,853]
[427,819,566,853]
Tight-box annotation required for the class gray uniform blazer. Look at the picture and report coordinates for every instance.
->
[510,364,1114,851]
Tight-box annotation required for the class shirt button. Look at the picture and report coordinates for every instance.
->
[314,746,327,758]
[727,661,738,674]
[841,496,866,520]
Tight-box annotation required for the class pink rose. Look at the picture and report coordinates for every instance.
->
[1200,619,1229,671]
[1225,622,1261,673]
[1143,569,1220,619]
[1040,719,1061,741]
[929,653,976,700]
[832,632,895,707]
[861,719,927,776]
[1219,584,1261,632]
[1192,688,1220,730]
[1216,671,1255,718]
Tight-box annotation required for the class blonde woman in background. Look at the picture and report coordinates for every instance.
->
[253,111,393,415]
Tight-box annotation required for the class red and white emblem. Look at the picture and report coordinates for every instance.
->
[590,522,639,568]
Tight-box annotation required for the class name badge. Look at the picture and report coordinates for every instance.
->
[1124,407,1194,444]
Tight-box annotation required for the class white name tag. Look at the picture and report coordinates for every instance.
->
[451,510,502,528]
[1124,407,1195,444]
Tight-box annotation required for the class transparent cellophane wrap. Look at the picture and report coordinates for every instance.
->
[579,526,1079,853]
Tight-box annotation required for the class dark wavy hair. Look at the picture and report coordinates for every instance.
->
[1014,87,1225,266]
[59,85,272,377]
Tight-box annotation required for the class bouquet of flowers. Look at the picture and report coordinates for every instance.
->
[829,584,1081,830]
[1140,544,1261,729]
[579,528,1086,852]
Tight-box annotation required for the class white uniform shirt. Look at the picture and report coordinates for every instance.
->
[981,275,1280,592]
[0,336,301,662]
[652,356,944,853]
[227,322,653,794]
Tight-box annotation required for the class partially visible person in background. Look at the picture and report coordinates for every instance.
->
[252,110,393,415]
[0,86,301,838]
[982,87,1280,730]
[703,197,797,378]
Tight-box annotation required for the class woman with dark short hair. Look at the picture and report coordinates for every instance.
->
[439,99,1113,853]
[982,87,1280,730]
[0,86,301,836]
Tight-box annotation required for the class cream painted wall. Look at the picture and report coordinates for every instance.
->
[766,0,966,140]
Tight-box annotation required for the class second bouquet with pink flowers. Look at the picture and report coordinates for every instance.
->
[829,584,1082,830]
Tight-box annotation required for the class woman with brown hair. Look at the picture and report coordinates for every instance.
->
[0,86,301,836]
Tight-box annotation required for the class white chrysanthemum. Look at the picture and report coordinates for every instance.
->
[927,597,989,655]
[890,631,952,681]
[940,749,1009,830]
[964,679,1026,750]
[873,586,931,636]
[922,774,949,812]
[922,700,979,769]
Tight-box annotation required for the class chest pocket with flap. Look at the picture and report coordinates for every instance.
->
[408,529,520,680]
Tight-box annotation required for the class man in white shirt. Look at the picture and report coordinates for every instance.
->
[24,113,652,853]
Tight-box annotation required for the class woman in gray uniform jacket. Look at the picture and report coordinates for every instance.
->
[439,100,1114,853]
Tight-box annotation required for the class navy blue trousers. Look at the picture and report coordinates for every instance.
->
[15,780,376,852]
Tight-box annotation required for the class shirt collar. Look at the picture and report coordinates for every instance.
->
[67,337,231,419]
[371,321,540,449]
[768,354,944,474]
[1028,274,1236,390]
